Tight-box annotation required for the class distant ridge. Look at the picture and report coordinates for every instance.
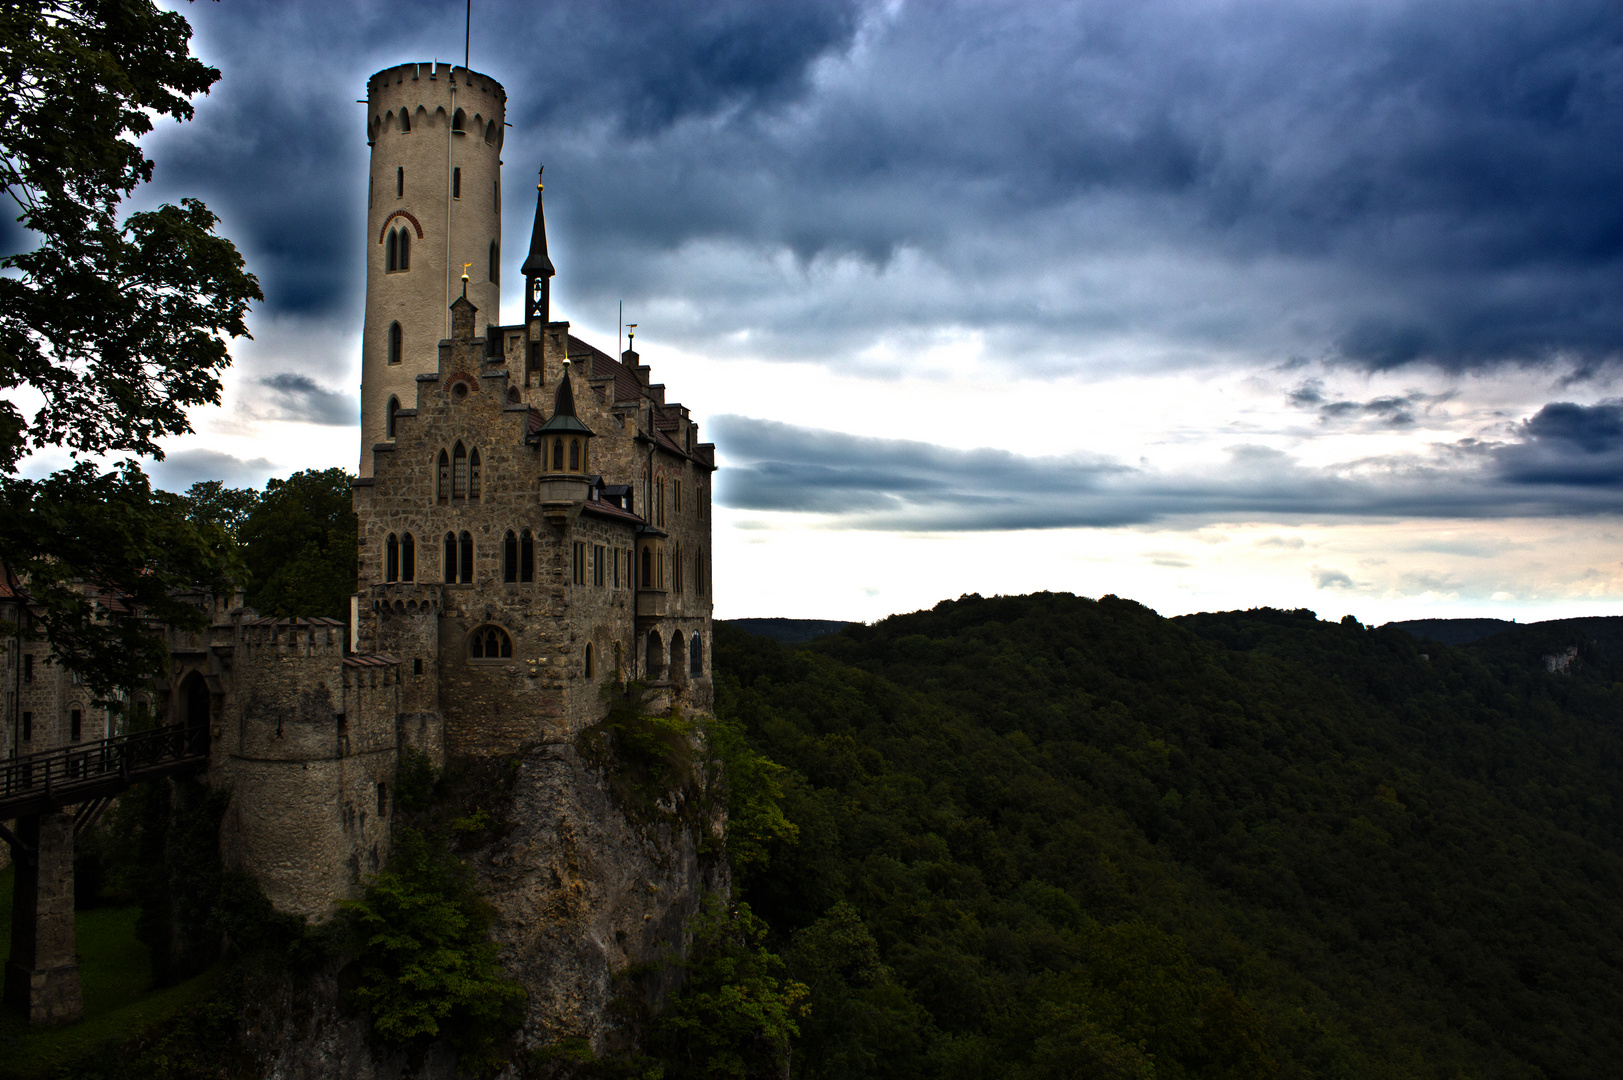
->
[1387,615,1623,647]
[1385,618,1518,645]
[722,618,857,643]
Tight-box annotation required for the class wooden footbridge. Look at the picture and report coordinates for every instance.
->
[2,723,208,1025]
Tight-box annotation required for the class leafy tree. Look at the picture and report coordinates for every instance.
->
[0,0,261,694]
[652,898,808,1080]
[345,827,526,1066]
[238,467,357,620]
[177,479,261,543]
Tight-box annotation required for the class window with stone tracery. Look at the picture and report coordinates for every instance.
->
[468,625,512,660]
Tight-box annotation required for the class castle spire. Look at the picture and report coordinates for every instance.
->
[522,165,555,324]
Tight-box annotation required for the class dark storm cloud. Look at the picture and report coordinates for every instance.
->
[1286,380,1451,428]
[714,407,1623,531]
[148,448,275,494]
[1496,400,1623,487]
[150,0,1623,372]
[257,374,355,426]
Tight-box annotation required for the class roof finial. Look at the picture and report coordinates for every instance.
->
[461,263,470,298]
[626,323,637,348]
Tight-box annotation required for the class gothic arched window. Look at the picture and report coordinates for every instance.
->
[386,394,400,438]
[388,322,402,365]
[520,529,535,583]
[398,227,410,269]
[401,533,416,582]
[691,633,703,677]
[399,108,410,133]
[385,533,399,583]
[503,530,518,583]
[459,530,473,584]
[552,438,564,471]
[468,625,512,660]
[385,230,398,272]
[452,107,466,132]
[641,545,652,589]
[453,442,467,499]
[437,450,450,503]
[585,642,594,679]
[443,532,456,583]
[469,448,481,499]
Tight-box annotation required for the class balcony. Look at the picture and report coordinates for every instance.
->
[636,589,668,619]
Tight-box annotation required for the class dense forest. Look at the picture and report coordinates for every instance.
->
[709,594,1623,1080]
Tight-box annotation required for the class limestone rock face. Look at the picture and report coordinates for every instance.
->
[249,739,720,1078]
[474,739,725,1054]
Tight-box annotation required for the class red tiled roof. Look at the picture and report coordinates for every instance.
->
[581,499,646,527]
[343,653,399,668]
[573,334,644,404]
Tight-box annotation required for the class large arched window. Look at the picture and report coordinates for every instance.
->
[388,322,402,365]
[503,530,518,583]
[469,448,481,499]
[386,533,400,582]
[443,532,457,583]
[437,450,450,503]
[459,530,473,584]
[489,240,499,284]
[690,632,703,677]
[398,227,410,269]
[401,533,416,582]
[453,442,467,499]
[386,395,400,438]
[468,625,512,660]
[385,230,398,272]
[520,529,535,583]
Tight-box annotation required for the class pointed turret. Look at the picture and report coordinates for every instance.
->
[522,165,555,324]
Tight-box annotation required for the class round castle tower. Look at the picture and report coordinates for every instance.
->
[360,62,506,477]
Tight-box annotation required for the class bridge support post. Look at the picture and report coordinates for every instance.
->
[3,812,82,1024]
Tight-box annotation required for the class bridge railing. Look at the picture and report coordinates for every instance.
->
[0,723,207,819]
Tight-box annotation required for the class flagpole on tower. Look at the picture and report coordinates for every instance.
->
[464,0,471,71]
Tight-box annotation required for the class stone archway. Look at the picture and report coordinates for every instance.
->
[669,631,688,689]
[180,670,210,754]
[646,630,667,682]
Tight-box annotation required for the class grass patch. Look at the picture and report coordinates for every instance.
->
[0,864,221,1079]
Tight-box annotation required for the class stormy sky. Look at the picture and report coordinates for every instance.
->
[42,0,1623,622]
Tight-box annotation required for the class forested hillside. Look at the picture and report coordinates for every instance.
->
[714,594,1623,1080]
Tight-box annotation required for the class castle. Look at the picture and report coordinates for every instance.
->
[2,62,714,1024]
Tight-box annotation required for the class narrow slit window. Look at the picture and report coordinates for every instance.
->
[585,642,594,678]
[452,166,461,199]
[503,530,518,583]
[386,395,400,437]
[437,450,450,503]
[388,322,402,365]
[402,533,416,581]
[443,532,457,583]
[469,448,481,499]
[70,709,82,742]
[459,530,473,584]
[398,227,410,269]
[396,166,403,197]
[489,240,499,284]
[386,230,398,272]
[552,438,563,471]
[569,439,580,471]
[386,533,400,582]
[453,442,467,499]
[520,529,535,582]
